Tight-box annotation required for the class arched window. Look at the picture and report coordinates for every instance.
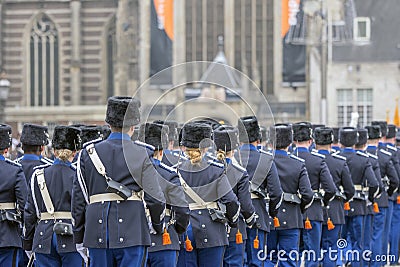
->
[29,13,59,106]
[106,16,116,98]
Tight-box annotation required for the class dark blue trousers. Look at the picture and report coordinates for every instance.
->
[321,224,341,267]
[302,220,322,267]
[0,247,19,267]
[35,234,83,267]
[245,228,266,267]
[371,207,387,267]
[223,240,245,267]
[362,214,373,267]
[89,246,147,267]
[389,202,400,264]
[148,250,177,267]
[17,248,28,267]
[382,201,394,257]
[265,229,300,267]
[346,215,364,267]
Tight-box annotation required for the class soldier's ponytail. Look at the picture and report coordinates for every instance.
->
[54,149,74,162]
[216,149,226,161]
[186,148,202,164]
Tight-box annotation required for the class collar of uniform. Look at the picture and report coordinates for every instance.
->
[343,148,355,153]
[331,146,340,151]
[151,158,161,166]
[53,158,72,166]
[257,145,265,150]
[107,132,131,141]
[378,142,386,148]
[318,150,330,155]
[355,149,365,153]
[0,155,4,161]
[386,143,395,148]
[22,154,41,161]
[239,144,258,151]
[275,150,288,156]
[367,145,377,150]
[164,149,172,155]
[294,147,309,153]
[225,158,232,165]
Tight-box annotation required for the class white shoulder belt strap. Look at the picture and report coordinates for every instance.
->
[86,143,108,179]
[35,169,55,215]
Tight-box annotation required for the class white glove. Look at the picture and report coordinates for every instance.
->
[76,243,89,264]
[25,250,33,259]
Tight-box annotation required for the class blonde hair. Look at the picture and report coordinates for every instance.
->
[54,149,74,162]
[186,148,202,164]
[216,149,226,161]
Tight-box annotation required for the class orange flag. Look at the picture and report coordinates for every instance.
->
[394,98,400,127]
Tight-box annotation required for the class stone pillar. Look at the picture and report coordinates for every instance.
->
[224,0,234,65]
[116,0,130,96]
[70,0,81,105]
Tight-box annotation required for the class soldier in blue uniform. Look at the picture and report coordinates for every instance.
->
[338,127,379,267]
[313,127,355,267]
[139,122,190,267]
[265,124,313,267]
[291,122,336,267]
[0,124,28,266]
[23,125,83,267]
[176,122,240,267]
[16,123,52,183]
[72,96,166,267]
[211,125,258,267]
[70,125,104,163]
[365,125,399,267]
[394,129,400,265]
[235,116,283,267]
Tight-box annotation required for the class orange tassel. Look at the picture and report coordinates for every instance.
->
[397,195,400,205]
[185,235,193,252]
[273,217,280,228]
[373,202,380,213]
[236,229,243,244]
[327,218,335,231]
[305,217,312,229]
[253,235,259,249]
[162,228,172,245]
[344,202,351,211]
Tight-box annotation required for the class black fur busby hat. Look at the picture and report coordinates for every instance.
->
[371,121,387,137]
[332,127,340,143]
[396,128,400,142]
[153,120,179,142]
[194,118,221,130]
[312,124,325,131]
[237,116,260,143]
[271,123,293,149]
[339,127,358,147]
[139,123,169,150]
[101,125,111,140]
[0,124,12,150]
[387,124,398,139]
[213,125,239,152]
[259,126,267,142]
[105,96,141,128]
[81,125,104,145]
[356,128,368,146]
[181,122,212,149]
[292,122,312,142]
[52,126,82,151]
[314,127,334,145]
[365,125,381,140]
[20,123,49,146]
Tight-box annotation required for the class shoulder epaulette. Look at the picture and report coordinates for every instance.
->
[356,151,368,157]
[366,152,378,160]
[160,162,177,173]
[5,158,22,167]
[33,162,51,170]
[311,148,318,153]
[207,160,224,168]
[311,150,325,159]
[70,163,77,171]
[231,162,246,172]
[40,157,54,164]
[205,153,218,161]
[379,149,392,157]
[134,140,155,151]
[172,152,188,160]
[332,153,347,161]
[259,149,273,156]
[290,154,305,163]
[387,146,397,152]
[82,137,103,148]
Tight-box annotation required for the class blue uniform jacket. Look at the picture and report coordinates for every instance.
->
[15,154,53,184]
[273,150,313,229]
[319,150,354,225]
[178,159,239,248]
[0,156,27,248]
[235,145,283,232]
[23,159,76,254]
[293,147,337,221]
[72,133,166,249]
[148,158,190,252]
[339,148,379,216]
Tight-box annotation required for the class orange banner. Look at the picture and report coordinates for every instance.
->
[154,0,174,40]
[282,0,301,37]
